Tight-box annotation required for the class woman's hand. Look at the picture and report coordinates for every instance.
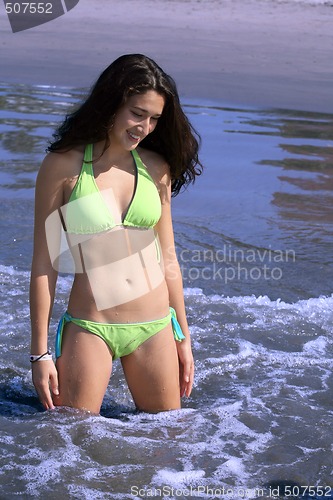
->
[177,340,194,398]
[32,361,59,410]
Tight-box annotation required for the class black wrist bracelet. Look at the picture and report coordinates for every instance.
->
[30,350,52,363]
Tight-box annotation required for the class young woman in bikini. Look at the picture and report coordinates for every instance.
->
[30,54,203,414]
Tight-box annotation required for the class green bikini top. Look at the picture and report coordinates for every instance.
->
[63,144,162,234]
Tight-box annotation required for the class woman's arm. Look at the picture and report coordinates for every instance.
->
[30,152,66,409]
[155,165,194,399]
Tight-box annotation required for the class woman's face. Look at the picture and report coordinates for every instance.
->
[110,90,165,150]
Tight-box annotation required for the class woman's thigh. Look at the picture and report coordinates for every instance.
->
[55,323,113,413]
[121,323,180,412]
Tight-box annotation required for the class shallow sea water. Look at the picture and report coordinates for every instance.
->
[0,82,333,499]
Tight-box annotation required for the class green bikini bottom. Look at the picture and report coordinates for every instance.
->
[55,307,185,360]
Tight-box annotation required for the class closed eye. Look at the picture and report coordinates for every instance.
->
[131,109,161,120]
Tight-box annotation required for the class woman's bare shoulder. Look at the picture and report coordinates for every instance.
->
[137,147,170,184]
[137,147,172,205]
[39,146,85,182]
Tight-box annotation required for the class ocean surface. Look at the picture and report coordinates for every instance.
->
[260,0,332,4]
[0,80,333,500]
[269,0,332,4]
[270,0,332,3]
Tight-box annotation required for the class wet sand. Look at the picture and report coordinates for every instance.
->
[1,0,333,112]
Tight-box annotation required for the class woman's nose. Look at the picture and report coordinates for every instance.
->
[140,117,152,135]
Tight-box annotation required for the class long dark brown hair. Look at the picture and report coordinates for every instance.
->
[48,54,203,195]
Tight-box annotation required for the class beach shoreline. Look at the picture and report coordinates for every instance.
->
[1,0,333,112]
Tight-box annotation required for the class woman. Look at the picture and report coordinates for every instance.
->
[30,54,203,414]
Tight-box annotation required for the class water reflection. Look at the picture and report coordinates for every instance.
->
[0,84,83,115]
[260,143,333,171]
[0,83,84,194]
[221,105,333,230]
[272,192,333,223]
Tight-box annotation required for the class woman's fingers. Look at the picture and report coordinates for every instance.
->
[49,368,59,397]
[181,357,194,397]
[32,361,59,410]
[177,343,194,398]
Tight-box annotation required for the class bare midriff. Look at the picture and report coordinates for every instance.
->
[66,226,170,323]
